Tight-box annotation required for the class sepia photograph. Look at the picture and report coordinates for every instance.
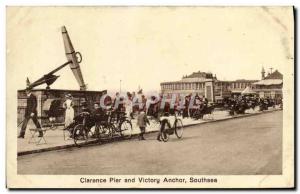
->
[6,6,294,188]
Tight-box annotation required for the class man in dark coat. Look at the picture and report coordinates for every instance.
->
[18,88,43,138]
[183,95,190,118]
[91,102,106,135]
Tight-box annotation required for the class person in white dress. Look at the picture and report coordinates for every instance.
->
[126,92,133,119]
[63,94,74,127]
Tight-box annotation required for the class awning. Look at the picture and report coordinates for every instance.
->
[241,86,256,95]
[231,90,243,94]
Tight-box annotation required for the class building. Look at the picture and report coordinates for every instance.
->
[253,68,283,99]
[160,71,216,102]
[160,71,257,102]
[214,79,258,102]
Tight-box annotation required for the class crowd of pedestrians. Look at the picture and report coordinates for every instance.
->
[18,87,282,140]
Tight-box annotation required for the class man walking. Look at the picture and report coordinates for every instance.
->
[18,88,43,138]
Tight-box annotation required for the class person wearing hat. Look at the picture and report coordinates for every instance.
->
[63,94,74,127]
[91,102,106,136]
[126,92,134,119]
[64,100,91,136]
[18,87,43,138]
[183,95,190,118]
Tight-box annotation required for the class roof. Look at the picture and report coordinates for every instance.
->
[17,88,107,94]
[185,71,207,78]
[264,70,283,80]
[253,79,283,85]
[184,71,215,79]
[216,79,258,83]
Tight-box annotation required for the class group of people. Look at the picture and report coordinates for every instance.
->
[113,91,211,119]
[18,87,282,140]
[61,92,151,141]
[18,89,78,138]
[180,94,210,118]
[223,95,282,115]
[17,88,212,139]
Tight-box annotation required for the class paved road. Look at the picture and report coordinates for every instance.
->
[18,111,282,175]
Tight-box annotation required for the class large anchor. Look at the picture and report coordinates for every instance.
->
[26,26,87,90]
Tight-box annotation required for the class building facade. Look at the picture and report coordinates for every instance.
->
[160,71,257,102]
[214,79,257,101]
[160,71,216,102]
[253,69,283,99]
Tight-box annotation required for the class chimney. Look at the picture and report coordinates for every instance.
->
[261,66,265,80]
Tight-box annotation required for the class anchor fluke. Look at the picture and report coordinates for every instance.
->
[24,26,87,90]
[61,26,86,90]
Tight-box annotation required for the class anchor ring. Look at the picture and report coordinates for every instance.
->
[75,52,82,63]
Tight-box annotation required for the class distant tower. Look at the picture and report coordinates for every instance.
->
[26,77,30,87]
[261,66,265,80]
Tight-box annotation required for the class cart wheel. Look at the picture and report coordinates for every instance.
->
[160,119,170,142]
[175,119,183,139]
[88,126,97,138]
[73,124,87,147]
[120,120,132,139]
[98,125,112,140]
[107,124,115,140]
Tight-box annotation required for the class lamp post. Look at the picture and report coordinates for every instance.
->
[120,80,122,94]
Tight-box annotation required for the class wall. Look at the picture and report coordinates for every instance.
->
[17,89,107,127]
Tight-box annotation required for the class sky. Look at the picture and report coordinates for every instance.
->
[7,6,293,93]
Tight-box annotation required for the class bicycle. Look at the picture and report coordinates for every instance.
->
[106,110,133,139]
[159,111,184,142]
[94,113,114,141]
[72,112,96,146]
[148,116,161,130]
[147,111,163,130]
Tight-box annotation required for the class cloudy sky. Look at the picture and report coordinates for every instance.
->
[7,6,293,92]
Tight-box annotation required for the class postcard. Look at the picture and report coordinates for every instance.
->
[6,6,294,189]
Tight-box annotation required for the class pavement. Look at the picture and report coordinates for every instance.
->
[17,110,282,175]
[17,106,281,155]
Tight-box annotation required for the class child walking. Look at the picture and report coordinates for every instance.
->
[137,110,150,140]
